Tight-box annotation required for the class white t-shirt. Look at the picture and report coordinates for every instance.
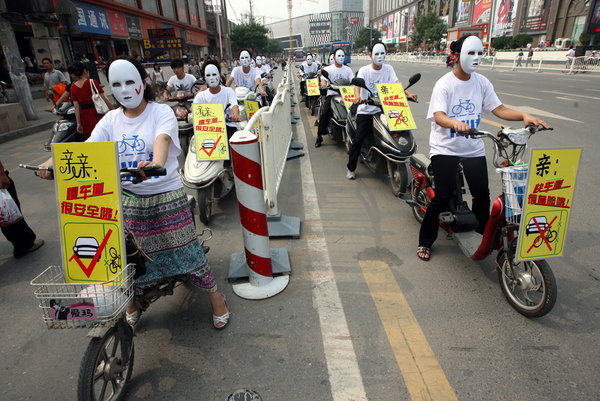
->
[567,48,575,58]
[259,64,271,74]
[300,62,318,75]
[88,102,182,195]
[427,71,502,158]
[229,66,259,90]
[321,64,354,97]
[166,73,197,93]
[193,86,238,128]
[356,63,398,115]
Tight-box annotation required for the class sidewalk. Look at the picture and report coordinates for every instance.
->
[0,97,58,145]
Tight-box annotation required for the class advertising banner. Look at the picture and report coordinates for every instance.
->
[142,38,184,59]
[516,148,582,261]
[306,78,320,96]
[106,9,128,37]
[492,0,519,37]
[126,14,142,40]
[339,86,356,111]
[193,104,229,161]
[387,14,394,39]
[376,83,417,131]
[53,142,124,283]
[72,1,111,35]
[472,0,492,25]
[455,0,471,26]
[524,0,553,31]
[394,12,401,36]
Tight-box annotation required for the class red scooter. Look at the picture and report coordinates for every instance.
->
[407,125,557,317]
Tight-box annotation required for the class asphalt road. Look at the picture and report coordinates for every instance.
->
[0,63,599,401]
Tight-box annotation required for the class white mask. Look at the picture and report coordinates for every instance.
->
[256,56,263,66]
[329,54,334,64]
[306,55,313,65]
[109,59,144,109]
[460,36,484,74]
[204,64,220,88]
[240,51,251,67]
[250,59,256,68]
[372,43,386,66]
[335,50,345,66]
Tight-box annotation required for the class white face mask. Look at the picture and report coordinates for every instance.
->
[329,54,334,64]
[460,36,484,74]
[240,51,251,67]
[256,56,263,66]
[306,55,313,65]
[372,43,386,66]
[250,59,256,68]
[335,50,345,65]
[109,59,144,109]
[204,64,220,88]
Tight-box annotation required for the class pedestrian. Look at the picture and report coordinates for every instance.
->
[42,58,68,106]
[36,56,230,329]
[565,46,576,70]
[187,57,201,79]
[315,48,354,148]
[68,62,113,139]
[526,47,534,67]
[165,58,198,98]
[516,49,524,67]
[345,42,417,179]
[151,62,165,85]
[416,35,548,262]
[0,160,44,258]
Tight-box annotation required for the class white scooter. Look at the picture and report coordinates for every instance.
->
[180,87,256,224]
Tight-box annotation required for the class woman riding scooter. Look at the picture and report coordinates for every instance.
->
[416,35,548,262]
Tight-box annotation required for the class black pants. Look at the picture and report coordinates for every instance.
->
[1,172,36,256]
[317,96,334,139]
[224,125,237,167]
[299,80,306,98]
[418,155,490,248]
[346,113,374,172]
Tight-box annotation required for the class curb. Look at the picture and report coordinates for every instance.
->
[0,120,55,145]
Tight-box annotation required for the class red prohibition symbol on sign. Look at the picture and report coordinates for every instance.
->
[526,216,558,253]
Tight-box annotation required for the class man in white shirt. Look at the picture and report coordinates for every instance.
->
[42,57,67,104]
[315,48,354,148]
[165,58,198,99]
[346,42,417,178]
[298,53,319,99]
[565,46,576,69]
[226,49,267,104]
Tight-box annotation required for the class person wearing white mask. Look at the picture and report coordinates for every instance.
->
[298,53,319,99]
[346,42,417,179]
[315,48,354,147]
[226,49,267,101]
[416,35,549,262]
[36,56,230,328]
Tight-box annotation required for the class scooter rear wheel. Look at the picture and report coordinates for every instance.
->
[411,182,429,223]
[497,250,557,318]
[197,187,214,225]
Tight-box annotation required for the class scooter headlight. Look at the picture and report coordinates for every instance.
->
[58,122,73,132]
[189,135,196,153]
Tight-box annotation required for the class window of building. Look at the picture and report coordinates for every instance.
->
[189,0,198,25]
[115,0,137,6]
[141,0,158,13]
[176,0,189,23]
[161,0,176,19]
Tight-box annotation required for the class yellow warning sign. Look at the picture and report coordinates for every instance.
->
[306,78,320,96]
[376,83,417,131]
[339,86,356,111]
[193,103,229,161]
[516,148,582,261]
[53,142,124,283]
[244,100,260,120]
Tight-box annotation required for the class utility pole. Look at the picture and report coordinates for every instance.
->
[249,0,254,23]
[0,0,38,121]
[221,0,233,61]
[288,0,293,51]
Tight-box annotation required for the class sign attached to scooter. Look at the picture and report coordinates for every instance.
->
[193,103,229,161]
[244,100,260,120]
[339,86,356,111]
[516,148,582,261]
[53,142,125,283]
[376,83,416,131]
[306,78,319,96]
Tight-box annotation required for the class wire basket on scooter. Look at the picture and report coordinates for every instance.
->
[31,264,134,330]
[498,165,528,225]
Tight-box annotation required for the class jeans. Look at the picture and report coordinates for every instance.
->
[418,155,490,248]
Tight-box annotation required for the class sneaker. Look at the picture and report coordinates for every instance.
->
[346,169,356,180]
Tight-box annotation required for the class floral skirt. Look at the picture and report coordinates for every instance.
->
[122,188,217,292]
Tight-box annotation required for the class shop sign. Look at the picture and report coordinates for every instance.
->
[149,28,177,39]
[126,14,142,40]
[107,9,128,37]
[72,1,112,35]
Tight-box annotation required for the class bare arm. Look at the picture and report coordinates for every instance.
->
[55,90,70,107]
[142,133,171,167]
[433,111,472,133]
[491,105,549,127]
[226,76,234,87]
[73,100,83,133]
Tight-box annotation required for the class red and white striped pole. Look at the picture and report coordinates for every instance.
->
[229,131,289,299]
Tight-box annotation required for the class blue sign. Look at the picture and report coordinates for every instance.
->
[72,1,112,35]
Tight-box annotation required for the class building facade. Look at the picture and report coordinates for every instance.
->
[330,0,364,12]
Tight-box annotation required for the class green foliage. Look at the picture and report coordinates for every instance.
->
[491,36,512,49]
[510,34,533,49]
[230,23,270,53]
[264,38,284,55]
[412,13,447,49]
[354,27,382,50]
[579,32,592,45]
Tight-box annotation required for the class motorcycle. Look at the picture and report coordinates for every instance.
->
[345,73,421,196]
[300,71,320,116]
[407,125,557,317]
[319,69,352,143]
[164,90,195,153]
[44,102,83,151]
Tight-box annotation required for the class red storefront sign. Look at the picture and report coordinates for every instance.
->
[106,9,128,37]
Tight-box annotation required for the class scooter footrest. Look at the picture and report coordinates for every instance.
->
[439,212,454,224]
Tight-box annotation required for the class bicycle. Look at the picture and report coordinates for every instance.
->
[23,164,212,401]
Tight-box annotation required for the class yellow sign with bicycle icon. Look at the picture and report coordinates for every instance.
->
[516,148,582,261]
[193,103,229,161]
[53,142,125,283]
[376,83,417,131]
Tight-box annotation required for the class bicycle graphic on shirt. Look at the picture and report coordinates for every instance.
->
[118,134,145,154]
[452,99,476,115]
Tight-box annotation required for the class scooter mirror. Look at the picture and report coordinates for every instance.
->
[273,66,278,70]
[408,73,421,87]
[351,77,367,88]
[321,69,329,79]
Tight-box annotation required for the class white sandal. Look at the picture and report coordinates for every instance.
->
[212,295,230,329]
[126,308,141,327]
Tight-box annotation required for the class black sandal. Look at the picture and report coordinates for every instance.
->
[417,246,431,262]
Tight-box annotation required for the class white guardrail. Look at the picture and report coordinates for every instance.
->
[237,61,301,238]
[353,54,600,74]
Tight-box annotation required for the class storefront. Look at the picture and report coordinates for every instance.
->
[71,1,114,63]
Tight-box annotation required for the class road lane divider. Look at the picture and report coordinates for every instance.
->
[359,259,459,401]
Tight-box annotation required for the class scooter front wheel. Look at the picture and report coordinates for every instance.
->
[497,252,557,318]
[197,187,214,225]
[387,161,408,197]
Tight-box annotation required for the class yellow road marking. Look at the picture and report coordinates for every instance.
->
[359,260,459,401]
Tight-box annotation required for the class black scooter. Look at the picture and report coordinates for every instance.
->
[345,73,421,196]
[44,102,83,151]
[320,69,351,143]
[300,71,320,116]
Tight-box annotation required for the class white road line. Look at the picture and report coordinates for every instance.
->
[296,97,368,400]
[539,90,600,100]
[503,104,583,123]
[585,88,600,92]
[497,91,542,101]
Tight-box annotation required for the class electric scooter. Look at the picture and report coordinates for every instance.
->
[319,69,352,143]
[44,102,83,151]
[407,125,557,317]
[345,73,421,196]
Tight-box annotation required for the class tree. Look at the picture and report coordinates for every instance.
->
[230,22,270,54]
[354,27,382,51]
[491,36,511,49]
[264,38,284,56]
[510,34,533,49]
[412,13,447,49]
